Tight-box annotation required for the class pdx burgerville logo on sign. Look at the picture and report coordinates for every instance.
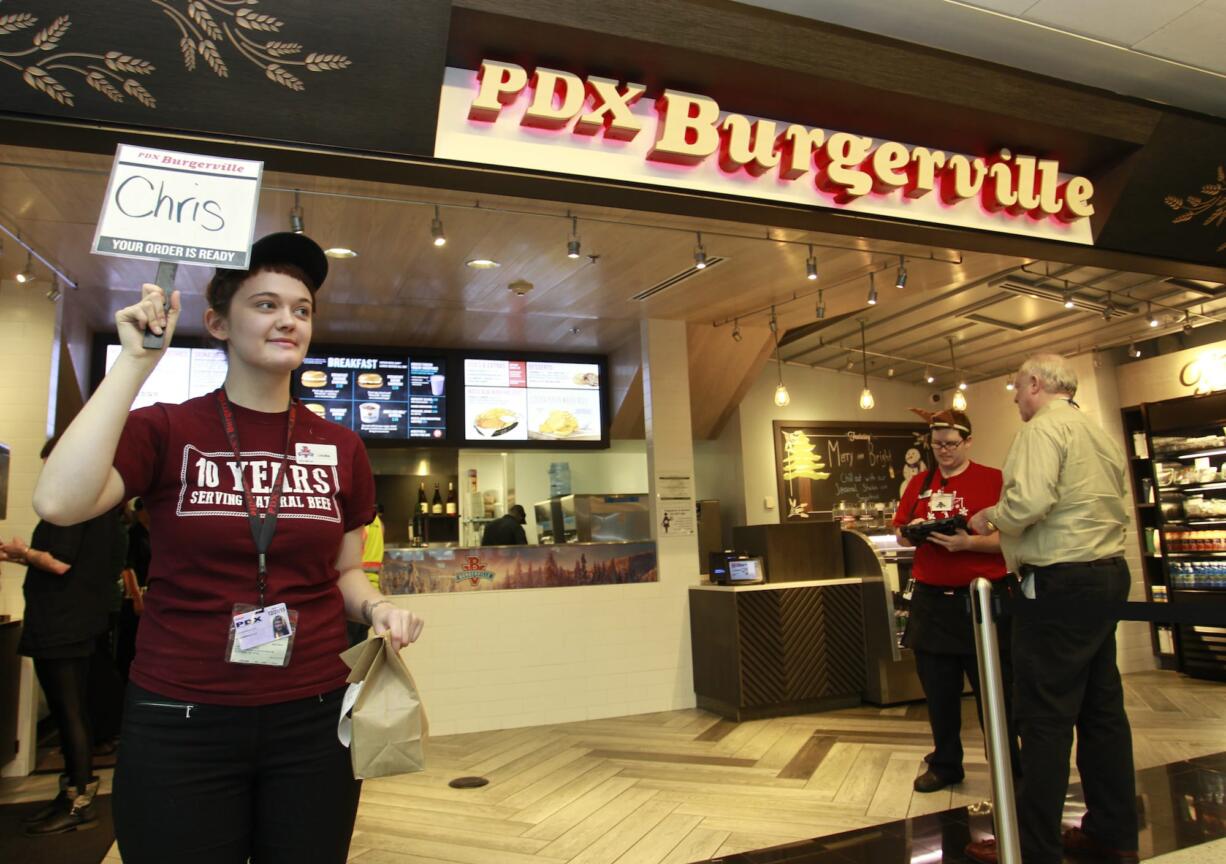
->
[455,556,496,586]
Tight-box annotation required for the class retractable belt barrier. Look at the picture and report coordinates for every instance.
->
[969,575,1226,864]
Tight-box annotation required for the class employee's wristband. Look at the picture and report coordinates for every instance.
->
[362,598,394,626]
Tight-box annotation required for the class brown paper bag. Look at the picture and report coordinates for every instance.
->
[338,633,428,779]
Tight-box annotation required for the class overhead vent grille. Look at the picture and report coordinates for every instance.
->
[632,256,727,301]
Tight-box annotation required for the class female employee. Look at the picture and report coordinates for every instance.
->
[33,232,424,864]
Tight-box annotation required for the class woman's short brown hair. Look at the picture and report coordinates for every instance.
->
[205,263,317,317]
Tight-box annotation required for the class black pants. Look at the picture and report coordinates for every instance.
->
[33,656,93,789]
[1014,560,1138,864]
[113,682,361,864]
[909,585,1020,780]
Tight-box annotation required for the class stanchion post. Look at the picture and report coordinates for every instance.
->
[970,577,1021,864]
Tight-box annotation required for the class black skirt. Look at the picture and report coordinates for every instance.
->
[904,580,1011,656]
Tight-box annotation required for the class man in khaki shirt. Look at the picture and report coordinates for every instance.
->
[967,354,1137,864]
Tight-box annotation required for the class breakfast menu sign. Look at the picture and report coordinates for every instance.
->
[293,354,446,440]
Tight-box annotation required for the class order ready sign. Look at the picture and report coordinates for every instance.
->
[92,144,263,269]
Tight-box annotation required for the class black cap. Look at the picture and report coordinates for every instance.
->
[244,232,328,292]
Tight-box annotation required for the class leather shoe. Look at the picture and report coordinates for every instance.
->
[913,768,963,792]
[1063,826,1138,860]
[965,838,997,863]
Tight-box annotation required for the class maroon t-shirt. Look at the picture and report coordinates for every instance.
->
[891,460,1006,587]
[114,391,375,705]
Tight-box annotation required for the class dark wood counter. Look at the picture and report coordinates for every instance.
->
[687,579,865,721]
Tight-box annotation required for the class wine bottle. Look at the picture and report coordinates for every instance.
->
[431,482,443,514]
[445,481,457,515]
[417,481,428,514]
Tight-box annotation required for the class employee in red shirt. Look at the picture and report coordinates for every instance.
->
[893,409,1019,793]
[33,233,424,863]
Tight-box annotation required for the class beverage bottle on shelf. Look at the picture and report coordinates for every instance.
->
[417,481,428,514]
[445,481,457,515]
[431,482,443,514]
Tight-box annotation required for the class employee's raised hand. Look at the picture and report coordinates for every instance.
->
[370,602,425,652]
[116,283,181,358]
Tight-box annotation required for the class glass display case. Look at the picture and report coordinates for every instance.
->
[1130,391,1226,680]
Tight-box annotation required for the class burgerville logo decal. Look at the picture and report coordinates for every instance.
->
[433,60,1096,244]
[455,556,497,587]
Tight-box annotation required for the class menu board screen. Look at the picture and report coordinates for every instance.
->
[104,344,228,410]
[293,353,446,441]
[463,358,603,443]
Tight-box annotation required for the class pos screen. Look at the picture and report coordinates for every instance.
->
[727,558,764,583]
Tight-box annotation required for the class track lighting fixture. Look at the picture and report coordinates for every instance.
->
[694,232,707,269]
[816,290,826,320]
[770,307,790,407]
[866,271,878,306]
[925,368,935,384]
[895,256,907,289]
[1129,342,1142,358]
[806,245,818,281]
[566,215,581,259]
[732,319,743,342]
[1063,281,1075,309]
[46,281,61,302]
[1147,302,1159,328]
[289,190,305,234]
[1184,311,1194,334]
[430,205,446,247]
[858,320,874,410]
[15,250,34,283]
[1102,292,1114,321]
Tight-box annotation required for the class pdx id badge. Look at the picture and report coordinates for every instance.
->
[226,602,299,667]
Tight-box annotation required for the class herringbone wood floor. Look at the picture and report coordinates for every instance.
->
[2,671,1221,863]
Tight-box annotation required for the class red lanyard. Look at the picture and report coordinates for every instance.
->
[216,389,296,608]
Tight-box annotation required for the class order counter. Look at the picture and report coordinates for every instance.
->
[687,528,923,720]
[688,577,867,720]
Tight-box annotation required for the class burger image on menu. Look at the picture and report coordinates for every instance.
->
[304,403,327,419]
[357,372,384,390]
[300,369,327,390]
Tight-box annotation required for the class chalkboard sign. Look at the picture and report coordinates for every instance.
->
[773,420,931,522]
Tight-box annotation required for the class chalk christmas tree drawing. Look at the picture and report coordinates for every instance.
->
[781,430,830,517]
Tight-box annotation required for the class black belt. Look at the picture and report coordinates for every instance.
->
[1022,556,1125,573]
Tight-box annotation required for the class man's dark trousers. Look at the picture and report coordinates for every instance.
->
[1013,559,1138,864]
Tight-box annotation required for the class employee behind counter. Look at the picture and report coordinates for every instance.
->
[481,505,528,546]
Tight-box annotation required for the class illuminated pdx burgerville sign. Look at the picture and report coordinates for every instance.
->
[434,60,1096,244]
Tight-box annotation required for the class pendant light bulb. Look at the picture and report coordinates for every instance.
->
[693,232,707,269]
[1005,378,1015,391]
[566,215,581,259]
[430,205,446,247]
[1147,302,1159,328]
[805,244,818,281]
[925,368,935,384]
[952,390,968,411]
[289,190,305,235]
[946,336,966,411]
[771,306,789,407]
[816,289,826,320]
[866,271,878,306]
[894,256,907,289]
[858,320,874,411]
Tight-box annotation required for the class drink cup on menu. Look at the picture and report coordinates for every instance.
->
[430,374,445,396]
[359,402,381,424]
